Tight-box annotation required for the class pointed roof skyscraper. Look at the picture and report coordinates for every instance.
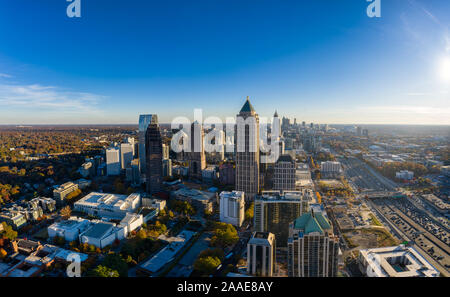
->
[240,96,255,113]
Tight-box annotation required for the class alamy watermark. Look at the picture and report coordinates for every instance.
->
[66,1,380,19]
[66,253,81,277]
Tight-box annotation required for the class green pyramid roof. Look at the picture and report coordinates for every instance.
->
[293,211,331,235]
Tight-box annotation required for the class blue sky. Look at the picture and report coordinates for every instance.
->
[0,0,449,125]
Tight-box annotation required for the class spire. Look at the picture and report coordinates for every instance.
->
[240,96,255,113]
[274,110,278,117]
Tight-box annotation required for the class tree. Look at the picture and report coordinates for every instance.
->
[210,222,239,248]
[0,222,17,241]
[0,248,7,259]
[102,253,128,277]
[194,256,221,275]
[245,203,254,221]
[89,265,119,277]
[60,206,72,219]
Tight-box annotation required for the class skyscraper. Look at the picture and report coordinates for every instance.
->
[247,232,276,277]
[287,210,339,277]
[235,97,260,202]
[219,191,245,228]
[139,114,157,175]
[145,116,163,194]
[186,121,206,180]
[120,142,134,170]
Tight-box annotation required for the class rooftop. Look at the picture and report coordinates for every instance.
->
[293,211,331,235]
[239,97,255,113]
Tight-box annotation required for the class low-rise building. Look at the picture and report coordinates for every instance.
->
[74,192,141,220]
[359,245,440,277]
[53,182,79,205]
[171,187,216,213]
[396,170,414,180]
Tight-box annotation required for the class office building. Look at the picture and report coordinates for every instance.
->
[287,210,339,277]
[254,190,313,246]
[139,114,157,175]
[53,182,79,204]
[145,116,163,194]
[162,143,170,160]
[120,142,134,170]
[235,97,260,201]
[186,121,206,180]
[320,161,342,178]
[359,245,439,277]
[219,191,245,227]
[162,159,172,177]
[273,154,296,191]
[106,147,121,176]
[247,232,276,277]
[171,187,216,213]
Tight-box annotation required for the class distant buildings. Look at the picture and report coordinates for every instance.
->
[201,166,217,183]
[273,154,296,191]
[145,116,163,194]
[219,191,245,227]
[235,97,260,201]
[106,147,120,176]
[396,170,414,180]
[53,182,79,205]
[287,210,339,277]
[247,232,276,277]
[74,192,141,220]
[254,190,314,246]
[359,245,440,277]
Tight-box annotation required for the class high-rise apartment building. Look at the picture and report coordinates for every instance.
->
[254,190,313,247]
[235,97,260,201]
[247,232,276,277]
[106,147,120,176]
[186,121,206,180]
[145,116,163,194]
[287,210,339,277]
[219,191,245,227]
[139,114,157,175]
[273,154,296,191]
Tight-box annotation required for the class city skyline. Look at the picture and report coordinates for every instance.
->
[0,0,449,125]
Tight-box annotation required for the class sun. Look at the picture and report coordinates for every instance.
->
[439,57,450,82]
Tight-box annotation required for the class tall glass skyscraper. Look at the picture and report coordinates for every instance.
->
[145,118,163,194]
[139,114,158,175]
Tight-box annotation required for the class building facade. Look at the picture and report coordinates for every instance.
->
[219,191,245,227]
[247,232,276,277]
[235,97,260,201]
[273,154,296,191]
[287,210,339,277]
[145,117,163,194]
[186,121,206,180]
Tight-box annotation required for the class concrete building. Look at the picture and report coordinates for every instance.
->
[202,166,217,183]
[273,154,296,191]
[287,210,339,277]
[359,245,440,277]
[145,116,163,194]
[219,191,245,227]
[48,217,91,242]
[0,212,27,229]
[247,232,276,277]
[254,190,314,247]
[74,192,141,220]
[106,147,121,176]
[53,182,79,204]
[162,143,170,160]
[235,97,260,201]
[79,221,126,249]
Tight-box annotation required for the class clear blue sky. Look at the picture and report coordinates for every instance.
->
[0,0,449,125]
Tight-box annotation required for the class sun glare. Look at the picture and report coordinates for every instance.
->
[439,57,450,82]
